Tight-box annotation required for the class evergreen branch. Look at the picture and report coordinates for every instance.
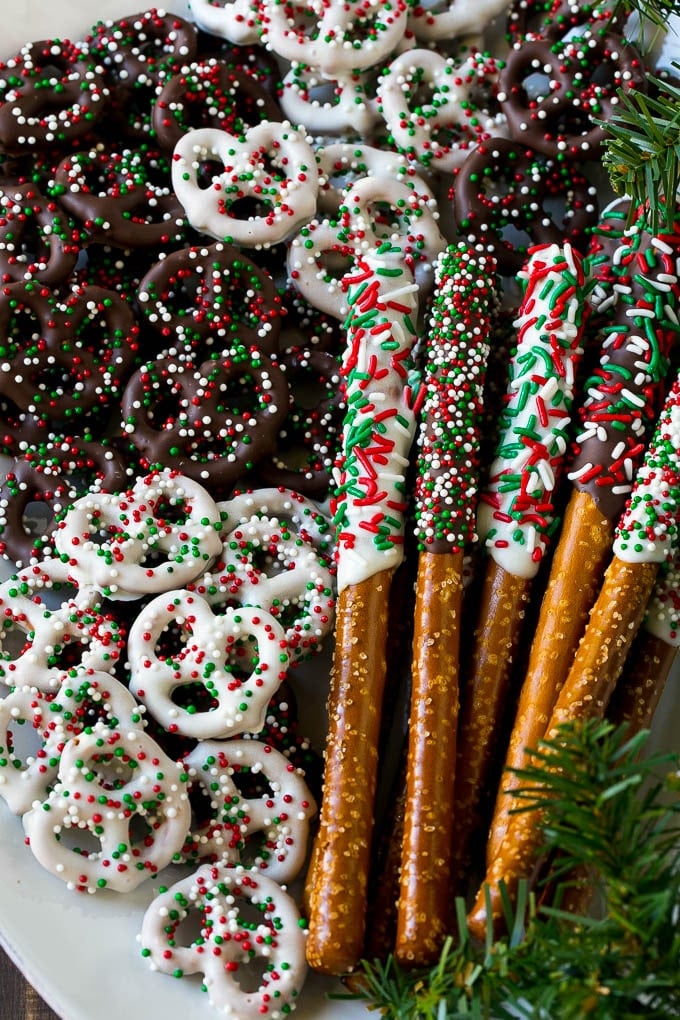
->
[614,0,680,29]
[601,71,680,235]
[346,720,680,1019]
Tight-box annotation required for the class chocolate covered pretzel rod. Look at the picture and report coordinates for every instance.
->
[396,242,498,966]
[450,242,589,886]
[485,209,680,865]
[469,368,680,938]
[304,238,421,975]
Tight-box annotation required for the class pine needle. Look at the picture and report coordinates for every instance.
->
[348,720,680,1019]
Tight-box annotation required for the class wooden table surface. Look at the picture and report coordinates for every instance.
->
[0,947,59,1020]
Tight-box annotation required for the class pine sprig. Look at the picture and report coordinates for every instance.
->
[345,720,680,1019]
[601,71,680,235]
[614,0,680,29]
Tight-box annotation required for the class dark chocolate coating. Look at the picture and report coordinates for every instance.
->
[120,348,290,491]
[0,440,130,565]
[499,32,646,160]
[453,137,598,274]
[137,242,283,354]
[153,62,282,153]
[0,40,109,154]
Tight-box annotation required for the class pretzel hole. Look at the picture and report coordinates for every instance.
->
[129,812,156,847]
[230,762,275,801]
[280,1,324,40]
[223,904,276,992]
[138,385,187,429]
[68,310,118,355]
[6,716,44,767]
[45,635,89,673]
[32,62,72,87]
[153,619,195,664]
[152,496,192,527]
[171,681,220,714]
[0,620,35,664]
[212,373,276,418]
[19,498,57,543]
[356,199,420,241]
[188,780,226,830]
[225,640,260,679]
[84,751,138,791]
[245,544,290,580]
[2,304,44,355]
[172,903,210,950]
[1,217,50,271]
[114,83,158,134]
[314,246,353,287]
[223,195,276,222]
[196,156,228,190]
[66,694,120,733]
[292,76,342,110]
[54,824,103,856]
[0,392,31,433]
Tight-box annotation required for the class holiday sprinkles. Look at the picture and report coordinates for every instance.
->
[0,1,678,1017]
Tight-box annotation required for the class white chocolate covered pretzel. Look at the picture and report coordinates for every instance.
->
[189,488,336,663]
[287,217,355,320]
[0,563,125,693]
[128,591,289,739]
[139,862,308,1019]
[279,64,380,136]
[0,672,143,815]
[315,142,436,216]
[53,471,223,599]
[377,49,507,172]
[23,723,190,893]
[259,0,409,76]
[183,738,316,882]
[172,122,319,249]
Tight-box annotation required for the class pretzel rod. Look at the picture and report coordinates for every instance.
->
[608,547,680,731]
[485,213,680,865]
[304,240,420,975]
[394,243,497,965]
[450,242,589,885]
[469,369,680,938]
[363,750,408,963]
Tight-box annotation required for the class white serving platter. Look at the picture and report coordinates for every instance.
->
[0,3,678,1019]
